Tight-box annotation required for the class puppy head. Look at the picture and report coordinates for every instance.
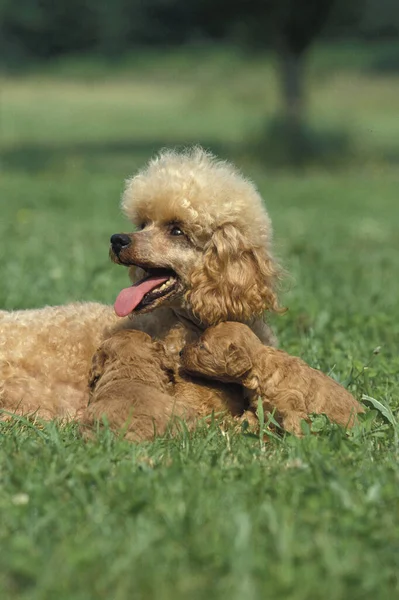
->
[88,330,161,392]
[180,322,257,382]
[111,147,282,323]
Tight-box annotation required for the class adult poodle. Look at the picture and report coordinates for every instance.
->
[0,147,282,421]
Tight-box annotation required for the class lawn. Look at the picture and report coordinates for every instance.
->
[0,45,399,599]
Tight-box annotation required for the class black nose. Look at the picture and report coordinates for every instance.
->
[110,233,131,254]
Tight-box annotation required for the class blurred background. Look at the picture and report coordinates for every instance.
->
[0,0,398,366]
[1,0,399,170]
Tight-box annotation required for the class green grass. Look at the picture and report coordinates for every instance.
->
[1,45,399,599]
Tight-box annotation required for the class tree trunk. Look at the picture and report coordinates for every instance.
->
[279,48,306,163]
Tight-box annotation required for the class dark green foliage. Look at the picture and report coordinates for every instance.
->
[366,43,399,74]
[257,117,353,166]
[2,0,397,165]
[1,0,399,66]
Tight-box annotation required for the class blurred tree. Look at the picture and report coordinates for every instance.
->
[178,0,336,162]
[1,0,398,162]
[361,0,399,38]
[2,0,399,64]
[247,0,336,161]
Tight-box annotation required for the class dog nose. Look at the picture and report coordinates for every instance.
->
[110,233,131,254]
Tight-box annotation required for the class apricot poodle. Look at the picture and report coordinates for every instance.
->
[181,322,364,435]
[83,329,191,441]
[0,147,281,422]
[83,328,248,441]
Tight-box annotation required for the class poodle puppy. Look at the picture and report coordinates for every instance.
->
[1,147,281,422]
[83,328,248,441]
[82,329,190,441]
[180,322,364,435]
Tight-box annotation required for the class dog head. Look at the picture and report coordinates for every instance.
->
[111,147,282,325]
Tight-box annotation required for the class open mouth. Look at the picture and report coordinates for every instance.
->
[114,267,179,317]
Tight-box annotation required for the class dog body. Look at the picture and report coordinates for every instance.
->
[0,303,119,420]
[84,327,248,441]
[181,322,364,435]
[1,148,280,424]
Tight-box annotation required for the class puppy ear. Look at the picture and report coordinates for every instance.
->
[88,349,108,391]
[226,343,253,379]
[153,340,175,374]
[187,223,282,325]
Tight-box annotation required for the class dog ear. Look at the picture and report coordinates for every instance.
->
[225,343,253,379]
[187,223,282,325]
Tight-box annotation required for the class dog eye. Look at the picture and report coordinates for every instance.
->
[170,226,184,236]
[139,223,147,230]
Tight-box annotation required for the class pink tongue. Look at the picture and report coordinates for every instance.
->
[114,276,169,317]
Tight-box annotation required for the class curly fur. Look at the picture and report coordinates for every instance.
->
[187,224,282,324]
[122,147,282,325]
[0,303,118,420]
[0,147,281,423]
[82,328,247,442]
[181,322,364,436]
[123,147,272,244]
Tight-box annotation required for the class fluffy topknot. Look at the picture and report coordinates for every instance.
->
[122,146,272,247]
